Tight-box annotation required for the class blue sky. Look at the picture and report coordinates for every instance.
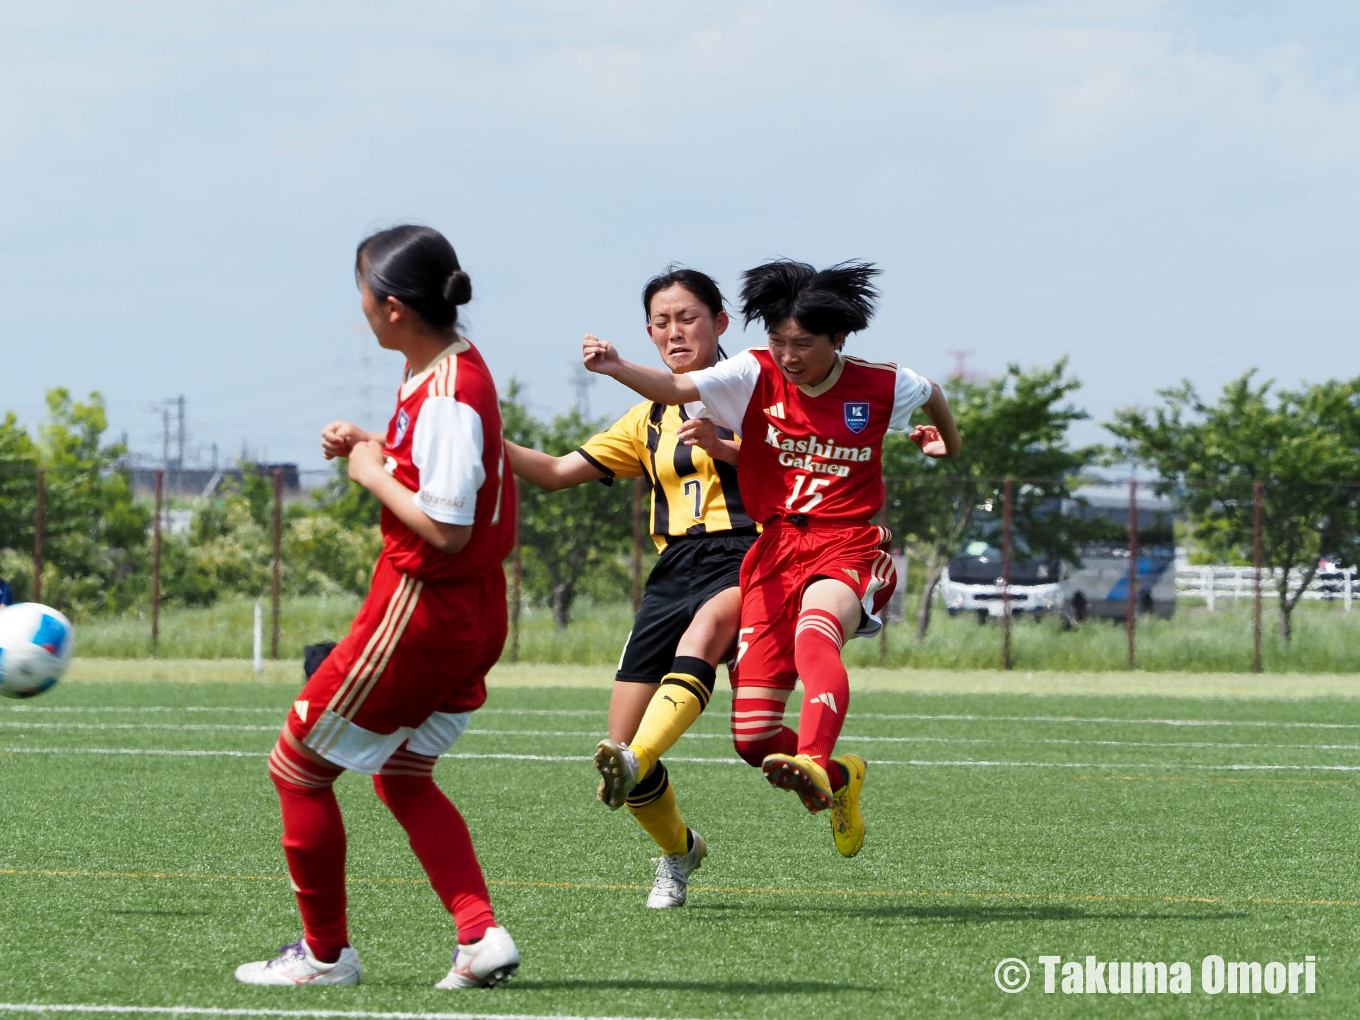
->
[2,0,1356,472]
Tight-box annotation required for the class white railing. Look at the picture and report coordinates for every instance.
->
[1176,566,1356,611]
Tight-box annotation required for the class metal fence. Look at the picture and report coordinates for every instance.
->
[1,464,1357,673]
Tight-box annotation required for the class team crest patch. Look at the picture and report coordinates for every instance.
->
[843,401,870,434]
[393,409,411,447]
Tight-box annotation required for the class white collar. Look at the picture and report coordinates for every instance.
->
[400,338,470,400]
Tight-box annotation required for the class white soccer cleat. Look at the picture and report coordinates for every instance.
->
[234,939,361,986]
[594,739,640,810]
[435,925,520,989]
[647,829,708,908]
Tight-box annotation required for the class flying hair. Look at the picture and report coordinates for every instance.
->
[739,259,881,339]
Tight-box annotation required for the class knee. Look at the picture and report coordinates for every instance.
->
[373,748,438,803]
[269,733,340,793]
[732,737,768,768]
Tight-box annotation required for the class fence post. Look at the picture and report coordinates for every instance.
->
[1002,477,1013,671]
[1253,480,1263,674]
[1127,478,1138,669]
[510,481,522,664]
[632,478,645,615]
[32,467,45,603]
[1204,566,1215,613]
[878,501,890,666]
[1345,566,1354,613]
[271,468,282,660]
[151,469,164,655]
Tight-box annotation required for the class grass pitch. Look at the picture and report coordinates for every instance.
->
[3,667,1360,1019]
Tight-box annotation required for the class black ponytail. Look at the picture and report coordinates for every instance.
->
[356,225,471,333]
[642,265,726,323]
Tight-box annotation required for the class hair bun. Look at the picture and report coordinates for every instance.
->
[443,270,472,307]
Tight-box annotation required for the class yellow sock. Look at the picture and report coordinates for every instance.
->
[625,762,688,855]
[630,656,717,776]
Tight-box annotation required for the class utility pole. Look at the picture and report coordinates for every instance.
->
[571,362,596,418]
[175,395,186,470]
[946,349,984,382]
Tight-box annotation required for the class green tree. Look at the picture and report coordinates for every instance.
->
[0,412,39,553]
[0,390,151,614]
[1107,372,1360,641]
[307,459,382,531]
[284,461,383,596]
[501,383,634,628]
[883,359,1099,638]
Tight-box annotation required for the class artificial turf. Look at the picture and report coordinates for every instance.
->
[3,670,1359,1019]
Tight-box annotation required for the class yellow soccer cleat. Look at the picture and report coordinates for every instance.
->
[761,753,834,813]
[830,754,867,858]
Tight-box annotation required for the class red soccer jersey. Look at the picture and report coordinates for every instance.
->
[379,339,516,582]
[691,347,931,524]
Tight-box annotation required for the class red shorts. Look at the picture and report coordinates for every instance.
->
[734,519,895,690]
[288,555,507,773]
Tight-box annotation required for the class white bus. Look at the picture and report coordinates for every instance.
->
[938,484,1178,623]
[1061,485,1178,622]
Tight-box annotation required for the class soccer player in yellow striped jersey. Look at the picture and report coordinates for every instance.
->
[506,268,756,908]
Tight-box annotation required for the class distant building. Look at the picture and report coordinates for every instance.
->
[130,463,303,501]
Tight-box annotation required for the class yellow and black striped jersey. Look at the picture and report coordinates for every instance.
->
[577,400,757,553]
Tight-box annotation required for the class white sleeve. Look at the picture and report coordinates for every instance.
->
[410,396,485,525]
[888,366,933,432]
[688,350,762,435]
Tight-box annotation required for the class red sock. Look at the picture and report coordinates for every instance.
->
[794,608,848,771]
[268,738,348,962]
[374,748,495,944]
[730,693,798,767]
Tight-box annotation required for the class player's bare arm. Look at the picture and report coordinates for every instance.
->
[321,420,385,460]
[675,417,739,465]
[505,441,605,491]
[346,440,472,553]
[911,380,962,459]
[582,334,700,406]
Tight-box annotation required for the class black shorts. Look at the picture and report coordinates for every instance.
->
[615,532,756,683]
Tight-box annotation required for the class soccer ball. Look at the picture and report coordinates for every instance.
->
[0,603,75,699]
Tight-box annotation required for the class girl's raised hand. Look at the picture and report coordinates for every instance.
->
[909,424,949,458]
[582,334,622,376]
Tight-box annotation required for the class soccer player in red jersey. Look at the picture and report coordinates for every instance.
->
[583,260,961,857]
[235,226,520,989]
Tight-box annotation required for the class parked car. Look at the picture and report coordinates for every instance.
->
[941,540,1064,623]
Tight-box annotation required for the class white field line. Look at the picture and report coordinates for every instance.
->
[5,746,1360,772]
[4,721,1360,754]
[0,1004,729,1020]
[6,704,1360,730]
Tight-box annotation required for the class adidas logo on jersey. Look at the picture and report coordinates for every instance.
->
[814,692,839,714]
[764,401,786,419]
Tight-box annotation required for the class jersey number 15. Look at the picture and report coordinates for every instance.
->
[785,474,830,512]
